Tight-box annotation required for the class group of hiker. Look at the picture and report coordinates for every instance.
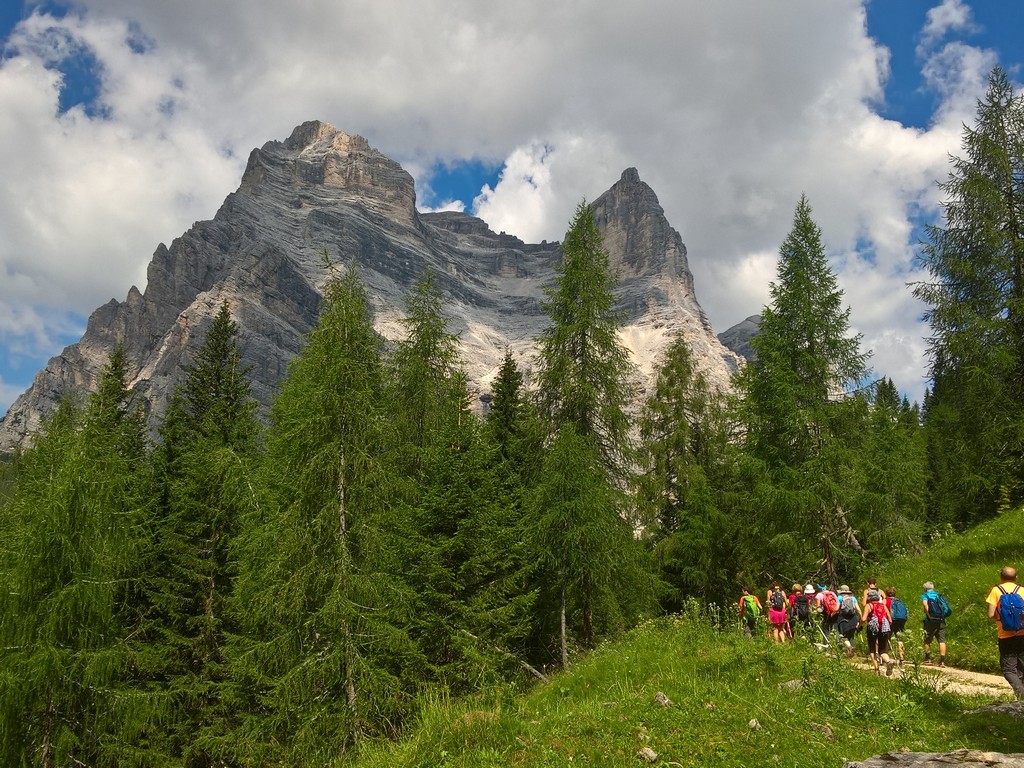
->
[738,566,1024,698]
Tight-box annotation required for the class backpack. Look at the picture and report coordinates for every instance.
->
[890,597,908,621]
[926,592,952,620]
[840,595,858,616]
[770,590,786,611]
[997,585,1024,632]
[743,595,761,619]
[868,601,890,633]
[795,594,810,620]
[821,591,839,616]
[866,587,882,602]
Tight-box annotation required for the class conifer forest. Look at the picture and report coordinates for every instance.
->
[1,68,1022,766]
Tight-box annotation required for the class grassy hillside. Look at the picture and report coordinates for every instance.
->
[345,510,1024,767]
[349,609,1021,768]
[874,505,1024,672]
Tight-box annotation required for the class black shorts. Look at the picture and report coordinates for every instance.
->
[890,618,906,639]
[866,631,891,655]
[924,621,946,643]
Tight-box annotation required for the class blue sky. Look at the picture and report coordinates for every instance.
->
[0,0,1021,414]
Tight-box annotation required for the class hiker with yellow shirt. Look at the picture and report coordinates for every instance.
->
[986,565,1024,699]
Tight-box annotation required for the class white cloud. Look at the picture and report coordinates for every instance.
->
[919,0,977,55]
[0,0,1013,409]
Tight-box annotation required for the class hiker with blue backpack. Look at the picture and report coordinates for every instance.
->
[986,565,1024,699]
[921,580,951,667]
[885,586,908,666]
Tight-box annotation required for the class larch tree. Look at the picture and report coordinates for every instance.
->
[231,267,419,764]
[529,201,655,663]
[533,200,639,481]
[0,349,154,768]
[913,66,1024,523]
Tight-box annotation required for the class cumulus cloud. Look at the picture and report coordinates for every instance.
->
[919,0,977,54]
[0,0,1013,411]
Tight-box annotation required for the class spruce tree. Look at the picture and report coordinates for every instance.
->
[148,300,261,766]
[736,196,870,586]
[913,67,1024,522]
[637,333,737,608]
[407,393,537,690]
[852,377,926,555]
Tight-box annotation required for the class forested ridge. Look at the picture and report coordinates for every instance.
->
[0,68,1021,767]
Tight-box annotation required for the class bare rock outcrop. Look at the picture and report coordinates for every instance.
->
[0,121,741,451]
[844,750,1024,767]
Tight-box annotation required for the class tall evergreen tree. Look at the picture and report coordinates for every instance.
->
[407,393,538,691]
[531,425,653,666]
[149,300,261,767]
[913,67,1024,522]
[0,350,153,768]
[636,333,737,608]
[534,200,639,480]
[529,202,654,663]
[388,271,464,472]
[736,196,871,586]
[231,268,419,764]
[853,378,926,555]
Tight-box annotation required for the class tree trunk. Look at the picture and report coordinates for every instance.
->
[337,448,362,747]
[560,579,569,669]
[582,572,594,649]
[821,509,837,590]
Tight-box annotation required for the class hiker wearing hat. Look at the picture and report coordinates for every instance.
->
[861,589,896,676]
[921,581,949,667]
[836,585,860,657]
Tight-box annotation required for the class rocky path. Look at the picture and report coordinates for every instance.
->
[852,659,1012,698]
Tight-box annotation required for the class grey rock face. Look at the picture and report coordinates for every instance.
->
[0,121,742,452]
[718,314,761,361]
[843,750,1024,767]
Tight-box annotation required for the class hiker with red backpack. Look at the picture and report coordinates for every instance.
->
[816,584,840,646]
[861,591,896,676]
[986,565,1024,699]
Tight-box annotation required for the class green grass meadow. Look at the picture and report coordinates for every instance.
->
[348,511,1024,767]
[874,506,1024,672]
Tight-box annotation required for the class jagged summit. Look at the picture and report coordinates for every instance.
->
[0,123,742,452]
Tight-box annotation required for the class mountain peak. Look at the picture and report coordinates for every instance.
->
[0,124,741,452]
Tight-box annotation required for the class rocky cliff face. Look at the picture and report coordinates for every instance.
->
[718,315,762,362]
[0,121,742,452]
